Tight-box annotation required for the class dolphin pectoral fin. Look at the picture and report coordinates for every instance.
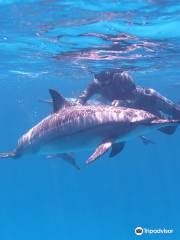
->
[49,89,71,113]
[0,151,17,159]
[61,153,80,170]
[139,136,155,145]
[86,141,113,164]
[159,126,177,135]
[109,142,126,158]
[47,153,80,170]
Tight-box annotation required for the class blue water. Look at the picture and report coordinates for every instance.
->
[0,0,180,239]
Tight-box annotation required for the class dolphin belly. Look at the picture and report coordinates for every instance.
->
[39,132,101,154]
[39,123,124,154]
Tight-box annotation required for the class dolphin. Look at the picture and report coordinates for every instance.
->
[39,97,155,145]
[0,89,179,165]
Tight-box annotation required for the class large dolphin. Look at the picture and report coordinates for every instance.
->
[0,89,179,165]
[39,97,155,145]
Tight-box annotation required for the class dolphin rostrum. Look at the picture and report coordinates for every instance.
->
[0,89,179,165]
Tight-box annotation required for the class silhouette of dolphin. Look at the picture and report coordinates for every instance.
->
[0,89,179,165]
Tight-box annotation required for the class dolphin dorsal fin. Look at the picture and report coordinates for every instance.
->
[49,89,71,113]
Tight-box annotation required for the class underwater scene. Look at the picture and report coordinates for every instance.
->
[0,0,180,239]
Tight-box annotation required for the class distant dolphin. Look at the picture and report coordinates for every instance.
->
[0,89,179,165]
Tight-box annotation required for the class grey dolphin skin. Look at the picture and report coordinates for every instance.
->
[0,89,179,165]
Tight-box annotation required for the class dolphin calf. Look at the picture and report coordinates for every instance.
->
[0,89,179,165]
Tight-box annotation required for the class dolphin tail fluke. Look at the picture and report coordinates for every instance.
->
[159,126,177,135]
[109,142,126,157]
[0,151,17,159]
[86,141,113,164]
[150,119,180,134]
[86,140,126,164]
[151,119,180,126]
